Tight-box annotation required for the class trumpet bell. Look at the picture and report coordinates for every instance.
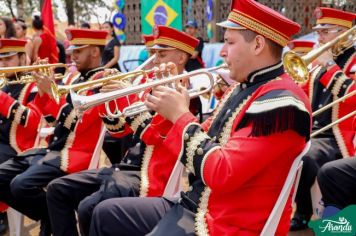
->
[282,51,309,83]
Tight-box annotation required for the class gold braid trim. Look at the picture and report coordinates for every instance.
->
[186,131,210,175]
[155,37,195,55]
[331,73,348,96]
[195,187,211,236]
[130,112,152,134]
[139,145,154,197]
[9,83,30,153]
[105,117,126,132]
[195,94,253,235]
[316,18,352,29]
[64,109,77,130]
[219,96,252,145]
[60,132,76,172]
[331,74,351,158]
[331,101,350,158]
[0,46,26,54]
[309,66,323,103]
[13,106,26,125]
[292,47,313,53]
[208,83,239,129]
[69,38,106,46]
[228,11,289,46]
[343,51,356,76]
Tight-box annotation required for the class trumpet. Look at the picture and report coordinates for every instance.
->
[50,69,151,103]
[50,55,156,103]
[0,73,67,89]
[0,63,68,89]
[283,25,356,83]
[71,64,228,119]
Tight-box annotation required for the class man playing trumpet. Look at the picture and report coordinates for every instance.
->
[89,0,312,235]
[291,7,356,230]
[45,25,201,236]
[0,38,42,235]
[0,28,124,236]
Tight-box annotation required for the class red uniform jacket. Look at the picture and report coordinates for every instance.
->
[101,87,176,197]
[33,69,105,173]
[163,63,312,235]
[302,47,356,157]
[0,83,41,152]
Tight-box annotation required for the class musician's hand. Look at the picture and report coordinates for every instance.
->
[153,62,189,87]
[100,69,130,93]
[100,80,131,93]
[34,72,54,97]
[145,83,190,123]
[315,50,334,68]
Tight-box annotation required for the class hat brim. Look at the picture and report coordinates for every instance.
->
[66,44,90,53]
[312,24,336,30]
[216,20,246,30]
[148,45,177,51]
[0,52,18,59]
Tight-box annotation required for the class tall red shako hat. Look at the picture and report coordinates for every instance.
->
[65,28,108,52]
[0,39,27,58]
[217,0,301,47]
[150,25,199,55]
[313,7,356,30]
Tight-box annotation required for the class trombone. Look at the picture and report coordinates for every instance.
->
[283,25,356,83]
[71,64,228,119]
[311,110,356,138]
[0,63,68,89]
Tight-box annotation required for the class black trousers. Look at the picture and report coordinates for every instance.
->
[0,143,17,164]
[102,133,133,164]
[317,157,356,209]
[0,151,64,222]
[294,137,342,217]
[46,166,140,236]
[90,197,195,236]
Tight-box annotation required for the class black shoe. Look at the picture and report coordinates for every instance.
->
[290,213,310,231]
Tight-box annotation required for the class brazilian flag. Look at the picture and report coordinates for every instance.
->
[141,0,182,34]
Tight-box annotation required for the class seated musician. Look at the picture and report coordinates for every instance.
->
[89,0,312,235]
[317,118,356,217]
[0,38,42,234]
[291,7,356,230]
[0,28,119,236]
[100,34,156,164]
[46,25,201,236]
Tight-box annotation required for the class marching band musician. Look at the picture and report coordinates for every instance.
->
[46,25,200,236]
[0,38,42,235]
[287,40,316,56]
[0,28,122,236]
[89,0,312,235]
[291,7,356,230]
[0,39,41,167]
[317,118,356,217]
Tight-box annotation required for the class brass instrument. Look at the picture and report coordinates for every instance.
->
[51,69,151,103]
[311,110,356,138]
[50,54,156,103]
[283,25,356,83]
[71,64,228,119]
[0,63,67,89]
[312,90,356,117]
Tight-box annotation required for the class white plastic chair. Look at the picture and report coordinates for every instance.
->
[260,141,311,236]
[162,160,185,198]
[311,179,324,219]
